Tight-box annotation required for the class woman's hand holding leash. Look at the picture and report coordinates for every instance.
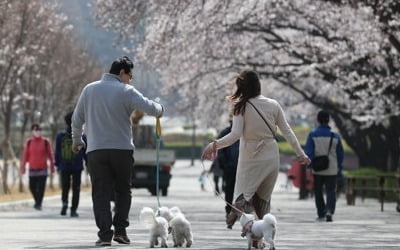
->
[297,155,311,165]
[201,141,217,161]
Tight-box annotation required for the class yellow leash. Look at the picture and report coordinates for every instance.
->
[155,117,162,208]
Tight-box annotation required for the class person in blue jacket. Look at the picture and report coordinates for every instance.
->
[55,111,86,217]
[305,110,344,222]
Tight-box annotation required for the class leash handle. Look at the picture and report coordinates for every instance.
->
[156,117,162,138]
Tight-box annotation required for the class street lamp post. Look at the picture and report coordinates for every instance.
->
[190,121,196,166]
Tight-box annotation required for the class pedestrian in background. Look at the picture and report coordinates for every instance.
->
[305,110,344,222]
[55,111,86,217]
[209,158,223,194]
[198,170,207,191]
[72,56,164,247]
[216,119,239,217]
[202,70,310,238]
[21,124,55,210]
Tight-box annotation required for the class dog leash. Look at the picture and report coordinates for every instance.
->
[200,160,244,215]
[155,117,162,209]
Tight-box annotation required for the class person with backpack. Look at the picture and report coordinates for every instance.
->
[55,112,86,217]
[21,124,55,210]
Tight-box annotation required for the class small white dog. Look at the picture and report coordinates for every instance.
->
[158,206,193,248]
[140,207,169,248]
[239,213,277,250]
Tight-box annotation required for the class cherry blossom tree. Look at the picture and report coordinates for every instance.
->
[94,0,400,170]
[0,0,102,193]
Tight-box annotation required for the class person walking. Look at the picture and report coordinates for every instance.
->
[21,124,55,210]
[55,111,86,217]
[202,70,310,235]
[305,110,344,222]
[216,120,239,217]
[209,158,223,194]
[72,56,164,247]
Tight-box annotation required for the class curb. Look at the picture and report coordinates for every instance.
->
[0,195,60,212]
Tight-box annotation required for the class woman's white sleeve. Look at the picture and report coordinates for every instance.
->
[276,103,305,157]
[215,114,243,149]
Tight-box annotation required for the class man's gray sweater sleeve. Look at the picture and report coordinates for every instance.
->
[72,87,86,146]
[127,87,164,116]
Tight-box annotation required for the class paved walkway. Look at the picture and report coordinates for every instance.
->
[0,160,399,249]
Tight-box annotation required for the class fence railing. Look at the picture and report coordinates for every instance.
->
[345,174,400,212]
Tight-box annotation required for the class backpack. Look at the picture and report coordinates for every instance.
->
[60,133,77,164]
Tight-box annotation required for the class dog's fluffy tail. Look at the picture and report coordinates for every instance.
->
[140,207,157,229]
[262,213,277,226]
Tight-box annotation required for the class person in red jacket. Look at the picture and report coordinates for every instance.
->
[21,124,55,210]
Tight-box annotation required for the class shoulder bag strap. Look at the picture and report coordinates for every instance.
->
[327,132,334,155]
[248,101,279,141]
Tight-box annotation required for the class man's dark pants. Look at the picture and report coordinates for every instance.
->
[29,175,47,207]
[87,149,133,241]
[224,168,237,215]
[313,174,337,218]
[60,170,82,212]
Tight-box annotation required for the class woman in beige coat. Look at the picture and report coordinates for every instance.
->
[202,70,310,230]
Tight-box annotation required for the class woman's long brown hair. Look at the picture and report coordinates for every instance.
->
[229,70,261,115]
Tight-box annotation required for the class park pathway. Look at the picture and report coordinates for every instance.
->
[0,160,399,249]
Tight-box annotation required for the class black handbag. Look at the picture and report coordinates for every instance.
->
[311,133,333,171]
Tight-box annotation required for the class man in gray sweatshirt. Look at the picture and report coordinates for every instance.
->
[72,56,163,247]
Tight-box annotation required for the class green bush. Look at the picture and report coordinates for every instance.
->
[165,142,204,147]
[278,142,296,155]
[344,167,387,176]
[164,144,203,159]
[163,133,213,144]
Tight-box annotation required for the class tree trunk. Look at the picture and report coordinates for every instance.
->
[17,117,29,193]
[1,139,10,194]
[332,114,400,171]
[1,119,12,194]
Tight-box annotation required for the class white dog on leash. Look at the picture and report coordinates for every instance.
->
[140,207,169,248]
[239,213,277,250]
[158,206,193,248]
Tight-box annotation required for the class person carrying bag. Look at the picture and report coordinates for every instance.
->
[310,133,333,172]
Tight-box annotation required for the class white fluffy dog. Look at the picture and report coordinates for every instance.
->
[140,207,169,248]
[239,213,277,250]
[158,206,193,248]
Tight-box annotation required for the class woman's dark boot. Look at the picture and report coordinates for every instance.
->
[226,194,254,229]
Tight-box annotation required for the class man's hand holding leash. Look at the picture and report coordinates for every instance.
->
[72,140,85,154]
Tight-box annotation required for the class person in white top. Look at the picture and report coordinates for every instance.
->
[202,70,310,232]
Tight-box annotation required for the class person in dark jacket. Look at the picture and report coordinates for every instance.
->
[55,112,86,217]
[305,110,344,222]
[217,120,239,217]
